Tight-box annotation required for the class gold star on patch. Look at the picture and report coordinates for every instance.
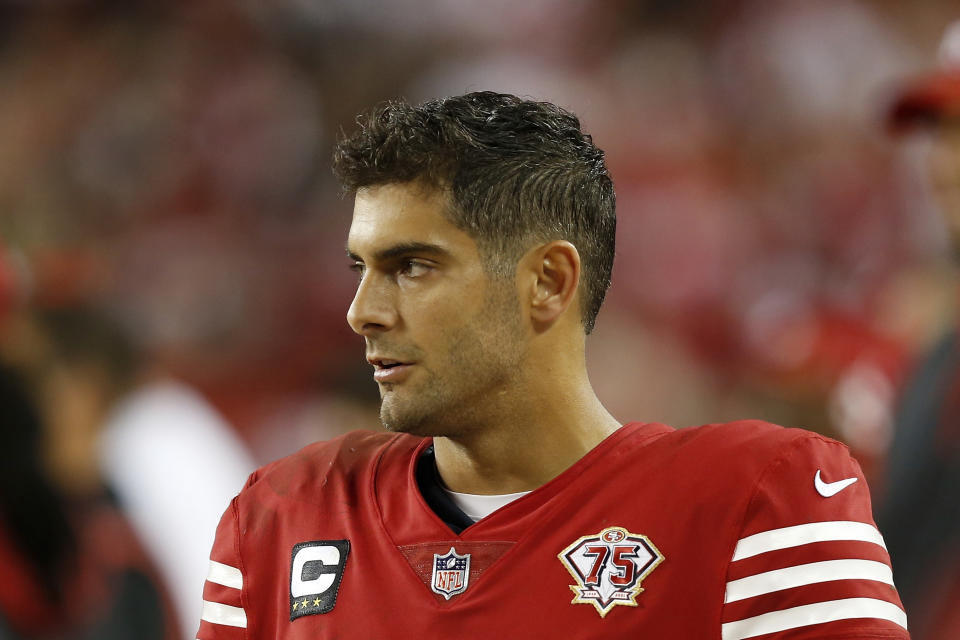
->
[301,599,308,608]
[292,602,299,610]
[313,598,321,606]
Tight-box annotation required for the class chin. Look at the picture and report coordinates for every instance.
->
[380,402,431,436]
[379,402,457,438]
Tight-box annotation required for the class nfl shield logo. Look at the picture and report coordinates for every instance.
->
[431,547,470,600]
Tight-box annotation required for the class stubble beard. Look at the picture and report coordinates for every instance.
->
[377,286,525,437]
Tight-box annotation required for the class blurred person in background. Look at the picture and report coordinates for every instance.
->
[197,92,908,639]
[880,19,960,640]
[0,358,177,639]
[32,304,256,640]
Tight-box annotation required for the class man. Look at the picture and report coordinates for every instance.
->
[197,92,908,639]
[880,21,960,640]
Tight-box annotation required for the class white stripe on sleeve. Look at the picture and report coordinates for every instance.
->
[732,521,886,561]
[201,600,248,628]
[207,560,243,589]
[724,559,894,603]
[721,597,907,640]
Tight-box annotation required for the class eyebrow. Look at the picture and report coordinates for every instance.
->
[346,241,452,263]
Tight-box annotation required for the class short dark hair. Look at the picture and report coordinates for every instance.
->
[332,91,616,334]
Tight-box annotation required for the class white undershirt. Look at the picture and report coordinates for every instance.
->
[443,488,531,522]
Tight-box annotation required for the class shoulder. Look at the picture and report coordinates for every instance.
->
[627,419,863,519]
[650,419,851,476]
[238,430,420,501]
[660,421,876,535]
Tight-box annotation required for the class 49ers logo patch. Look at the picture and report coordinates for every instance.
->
[558,526,664,618]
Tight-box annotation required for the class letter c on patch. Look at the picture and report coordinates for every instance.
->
[291,545,340,597]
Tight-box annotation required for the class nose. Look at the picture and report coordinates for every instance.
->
[347,273,397,335]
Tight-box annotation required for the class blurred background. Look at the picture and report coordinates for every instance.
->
[0,0,958,638]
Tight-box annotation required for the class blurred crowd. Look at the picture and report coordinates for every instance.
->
[1,0,959,638]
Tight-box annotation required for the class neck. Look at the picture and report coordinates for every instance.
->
[432,363,620,495]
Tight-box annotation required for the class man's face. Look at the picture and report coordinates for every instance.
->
[346,183,526,436]
[926,123,960,256]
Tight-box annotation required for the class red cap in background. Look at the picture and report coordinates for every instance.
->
[889,21,960,131]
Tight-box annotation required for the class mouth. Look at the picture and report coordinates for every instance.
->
[367,357,416,383]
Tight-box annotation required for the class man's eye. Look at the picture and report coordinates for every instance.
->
[400,259,431,278]
[349,263,365,279]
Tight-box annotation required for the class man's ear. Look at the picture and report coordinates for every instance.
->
[522,240,581,331]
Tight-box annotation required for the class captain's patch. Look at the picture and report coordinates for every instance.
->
[290,540,350,620]
[558,526,664,618]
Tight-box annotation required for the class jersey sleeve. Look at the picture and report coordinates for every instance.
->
[720,433,910,640]
[196,498,248,640]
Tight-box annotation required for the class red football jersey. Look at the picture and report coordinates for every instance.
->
[197,421,910,639]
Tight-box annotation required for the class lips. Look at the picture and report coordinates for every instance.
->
[367,356,415,383]
[369,357,404,367]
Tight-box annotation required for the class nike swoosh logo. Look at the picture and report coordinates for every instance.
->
[814,470,858,497]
